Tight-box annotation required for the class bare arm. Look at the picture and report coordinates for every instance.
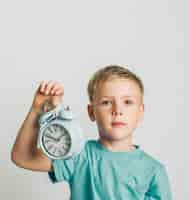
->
[11,81,64,172]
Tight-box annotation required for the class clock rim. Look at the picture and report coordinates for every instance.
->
[39,121,73,160]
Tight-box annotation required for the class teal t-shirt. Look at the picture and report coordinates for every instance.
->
[48,140,172,200]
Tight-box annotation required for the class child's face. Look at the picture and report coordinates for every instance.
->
[88,78,144,141]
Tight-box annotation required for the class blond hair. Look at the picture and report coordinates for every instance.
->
[87,64,144,103]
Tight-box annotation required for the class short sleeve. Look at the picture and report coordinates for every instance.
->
[144,165,172,200]
[48,155,77,184]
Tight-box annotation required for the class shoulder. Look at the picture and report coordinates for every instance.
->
[130,148,169,186]
[139,149,167,174]
[141,150,164,166]
[74,139,97,160]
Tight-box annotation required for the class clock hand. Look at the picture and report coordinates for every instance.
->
[46,135,57,141]
[58,135,64,141]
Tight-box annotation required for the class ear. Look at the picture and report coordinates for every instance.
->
[87,104,96,122]
[138,103,145,122]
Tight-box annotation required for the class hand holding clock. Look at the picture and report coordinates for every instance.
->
[31,81,64,115]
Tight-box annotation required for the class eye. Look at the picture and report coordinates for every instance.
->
[124,100,133,105]
[101,100,112,106]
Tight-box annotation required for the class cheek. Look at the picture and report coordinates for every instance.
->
[125,108,140,121]
[95,111,107,121]
[95,110,111,123]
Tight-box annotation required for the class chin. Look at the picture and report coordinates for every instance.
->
[100,131,130,142]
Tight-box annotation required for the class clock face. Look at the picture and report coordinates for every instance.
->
[42,124,72,158]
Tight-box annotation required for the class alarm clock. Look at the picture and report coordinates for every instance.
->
[37,103,85,160]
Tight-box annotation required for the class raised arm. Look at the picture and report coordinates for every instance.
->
[11,81,64,172]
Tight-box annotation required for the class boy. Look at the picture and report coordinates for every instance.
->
[11,65,172,199]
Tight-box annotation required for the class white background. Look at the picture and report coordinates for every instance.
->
[0,0,189,199]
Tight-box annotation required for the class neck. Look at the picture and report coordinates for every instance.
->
[98,136,135,152]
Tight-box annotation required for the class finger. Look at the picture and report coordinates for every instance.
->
[54,88,64,96]
[50,83,60,95]
[39,81,48,93]
[51,84,64,95]
[45,80,56,95]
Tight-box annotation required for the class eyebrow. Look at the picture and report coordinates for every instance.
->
[100,95,134,99]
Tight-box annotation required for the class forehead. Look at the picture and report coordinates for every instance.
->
[95,78,142,99]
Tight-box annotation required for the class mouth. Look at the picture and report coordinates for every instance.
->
[111,121,127,127]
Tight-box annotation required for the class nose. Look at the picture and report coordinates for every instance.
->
[111,103,123,116]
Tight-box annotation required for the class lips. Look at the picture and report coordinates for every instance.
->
[111,121,127,126]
